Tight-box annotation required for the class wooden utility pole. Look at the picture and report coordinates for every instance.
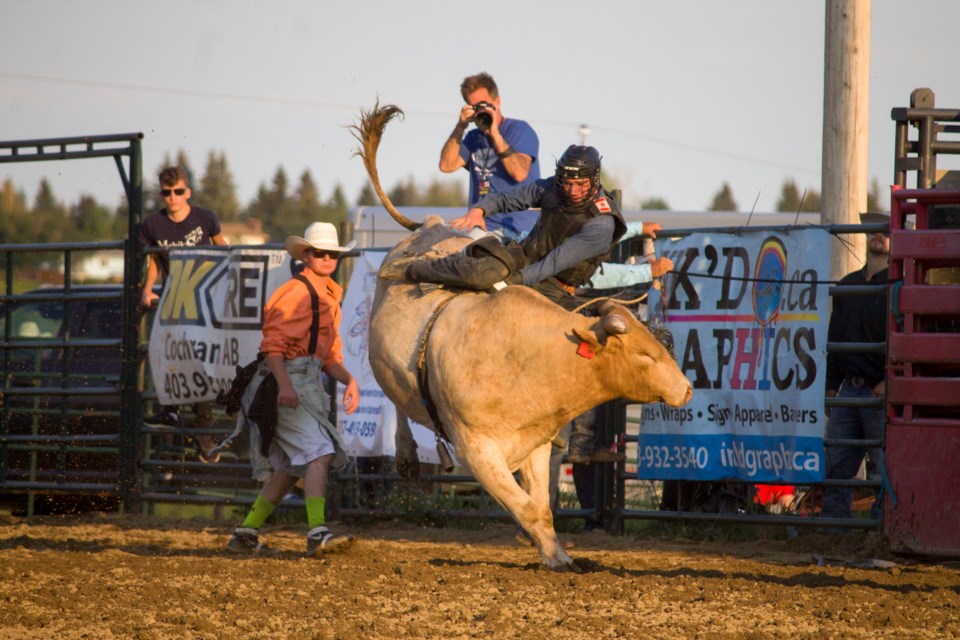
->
[822,0,871,281]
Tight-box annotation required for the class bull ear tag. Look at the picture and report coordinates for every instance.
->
[577,340,595,359]
[573,327,601,359]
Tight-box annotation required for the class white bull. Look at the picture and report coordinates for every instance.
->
[368,218,692,570]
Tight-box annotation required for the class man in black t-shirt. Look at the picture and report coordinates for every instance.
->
[139,166,227,460]
[139,166,226,307]
[822,213,891,522]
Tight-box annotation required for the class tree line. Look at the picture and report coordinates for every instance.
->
[647,177,884,214]
[0,148,887,249]
[0,149,466,248]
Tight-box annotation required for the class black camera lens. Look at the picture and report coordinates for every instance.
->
[474,110,493,130]
[473,101,494,130]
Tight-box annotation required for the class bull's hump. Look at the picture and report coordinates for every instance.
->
[391,223,470,260]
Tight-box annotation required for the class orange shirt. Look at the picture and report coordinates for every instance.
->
[260,269,345,369]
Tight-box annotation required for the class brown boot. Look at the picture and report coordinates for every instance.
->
[588,448,626,463]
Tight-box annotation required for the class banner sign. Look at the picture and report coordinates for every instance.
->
[338,251,450,465]
[149,247,292,406]
[639,228,832,483]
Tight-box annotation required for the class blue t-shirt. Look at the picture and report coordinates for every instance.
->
[460,117,540,240]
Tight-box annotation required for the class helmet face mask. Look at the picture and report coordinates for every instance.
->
[557,176,594,206]
[555,145,601,211]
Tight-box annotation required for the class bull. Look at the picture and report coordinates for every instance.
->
[352,104,693,570]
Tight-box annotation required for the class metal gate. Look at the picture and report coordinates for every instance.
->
[0,133,143,514]
[884,89,960,556]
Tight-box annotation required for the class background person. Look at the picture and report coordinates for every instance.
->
[563,234,675,467]
[821,212,891,523]
[754,484,796,514]
[580,221,673,290]
[440,72,540,242]
[140,166,227,461]
[227,222,360,556]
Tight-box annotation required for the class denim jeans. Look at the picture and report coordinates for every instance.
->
[548,421,572,508]
[822,383,885,520]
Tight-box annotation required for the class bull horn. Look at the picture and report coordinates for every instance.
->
[349,102,421,231]
[599,301,629,335]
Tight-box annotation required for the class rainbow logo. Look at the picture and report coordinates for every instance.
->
[752,237,787,325]
[751,237,787,391]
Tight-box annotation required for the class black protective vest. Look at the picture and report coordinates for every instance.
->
[519,186,627,287]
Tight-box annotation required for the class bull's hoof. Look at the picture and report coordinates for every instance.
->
[545,558,582,573]
[515,530,575,550]
[396,458,421,483]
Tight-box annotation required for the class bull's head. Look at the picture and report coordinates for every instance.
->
[573,301,692,407]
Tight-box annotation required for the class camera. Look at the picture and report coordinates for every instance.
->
[473,101,495,130]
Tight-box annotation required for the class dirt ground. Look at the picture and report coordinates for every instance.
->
[0,513,957,640]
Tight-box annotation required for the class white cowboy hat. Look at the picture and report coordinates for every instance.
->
[284,222,356,260]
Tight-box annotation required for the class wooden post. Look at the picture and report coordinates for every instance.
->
[823,0,871,282]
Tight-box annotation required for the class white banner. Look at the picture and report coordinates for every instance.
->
[639,228,832,483]
[149,247,292,406]
[337,251,452,464]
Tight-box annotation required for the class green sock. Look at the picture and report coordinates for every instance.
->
[305,496,326,530]
[241,495,276,529]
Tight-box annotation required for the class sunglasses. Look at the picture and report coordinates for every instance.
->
[160,188,187,197]
[308,249,341,260]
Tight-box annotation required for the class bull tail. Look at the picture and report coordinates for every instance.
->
[349,102,422,231]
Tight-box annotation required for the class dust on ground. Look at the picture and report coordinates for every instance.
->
[0,513,957,639]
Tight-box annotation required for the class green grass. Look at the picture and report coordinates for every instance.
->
[0,272,46,294]
[148,501,230,521]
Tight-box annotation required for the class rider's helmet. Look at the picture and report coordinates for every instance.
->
[554,145,602,212]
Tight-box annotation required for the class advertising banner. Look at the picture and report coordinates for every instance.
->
[149,247,292,406]
[639,228,832,483]
[337,251,450,464]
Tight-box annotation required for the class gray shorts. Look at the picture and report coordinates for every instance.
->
[244,356,345,480]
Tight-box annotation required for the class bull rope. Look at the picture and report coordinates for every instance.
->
[415,290,461,472]
[570,291,649,315]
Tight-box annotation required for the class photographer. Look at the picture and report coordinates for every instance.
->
[440,72,540,242]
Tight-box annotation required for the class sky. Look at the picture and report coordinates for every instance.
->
[2,1,958,217]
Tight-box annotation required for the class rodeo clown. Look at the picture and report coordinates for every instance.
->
[227,222,359,557]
